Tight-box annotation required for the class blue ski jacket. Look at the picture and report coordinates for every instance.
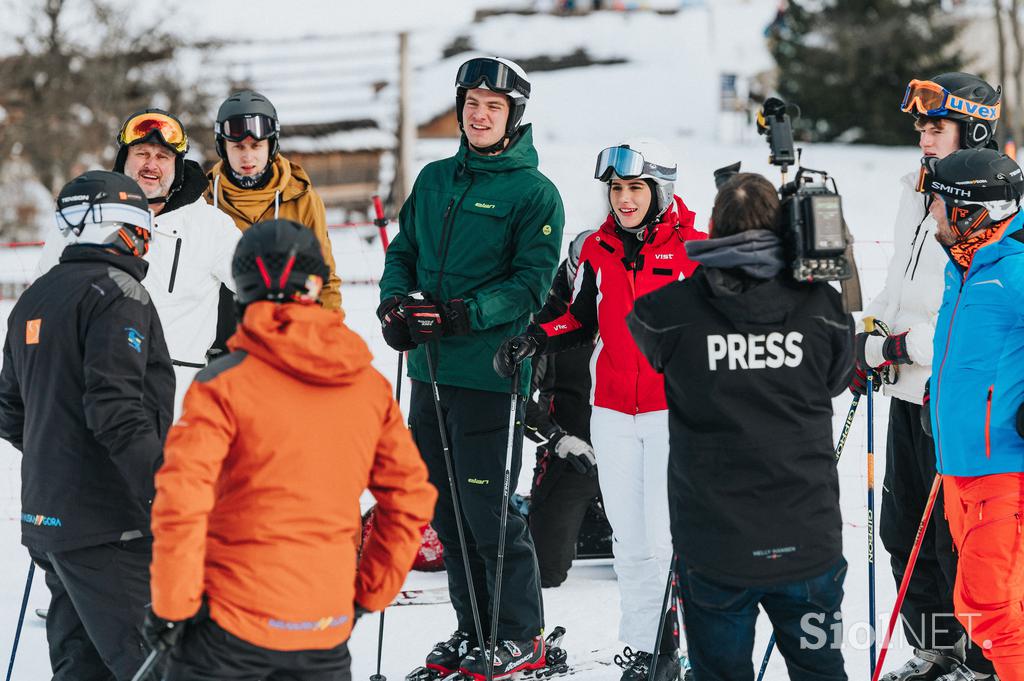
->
[930,212,1024,476]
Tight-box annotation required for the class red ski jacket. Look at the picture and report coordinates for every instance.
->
[538,196,705,414]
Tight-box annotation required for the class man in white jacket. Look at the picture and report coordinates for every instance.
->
[36,109,240,417]
[857,74,1001,681]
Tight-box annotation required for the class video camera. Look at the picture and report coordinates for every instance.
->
[715,97,853,283]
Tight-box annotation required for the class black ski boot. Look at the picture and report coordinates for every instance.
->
[615,648,680,681]
[880,649,962,681]
[406,630,474,681]
[459,636,547,681]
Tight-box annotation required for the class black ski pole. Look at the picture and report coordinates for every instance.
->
[5,560,34,681]
[646,554,677,681]
[485,363,523,681]
[130,647,166,681]
[424,343,487,657]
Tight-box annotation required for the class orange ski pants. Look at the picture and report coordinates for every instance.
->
[944,473,1024,680]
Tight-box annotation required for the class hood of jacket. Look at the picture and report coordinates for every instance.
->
[597,195,697,247]
[685,229,786,279]
[698,266,807,332]
[455,124,539,174]
[228,302,371,386]
[59,243,149,281]
[207,155,313,223]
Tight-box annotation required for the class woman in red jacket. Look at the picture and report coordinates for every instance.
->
[495,139,706,681]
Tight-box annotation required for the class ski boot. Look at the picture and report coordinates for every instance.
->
[935,664,1000,681]
[459,636,547,681]
[406,630,474,681]
[881,649,961,681]
[614,647,681,681]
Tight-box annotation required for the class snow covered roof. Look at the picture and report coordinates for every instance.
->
[280,120,393,154]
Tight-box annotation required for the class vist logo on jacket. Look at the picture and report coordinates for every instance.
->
[706,332,804,371]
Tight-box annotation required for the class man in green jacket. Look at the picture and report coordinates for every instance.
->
[378,56,564,679]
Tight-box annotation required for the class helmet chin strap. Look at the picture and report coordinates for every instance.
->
[467,133,509,155]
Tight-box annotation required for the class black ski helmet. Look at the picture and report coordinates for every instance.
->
[455,57,530,153]
[112,108,188,203]
[923,148,1023,239]
[907,73,1002,150]
[215,90,281,162]
[55,170,153,256]
[231,219,329,315]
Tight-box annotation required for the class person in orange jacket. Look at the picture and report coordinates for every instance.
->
[145,219,436,680]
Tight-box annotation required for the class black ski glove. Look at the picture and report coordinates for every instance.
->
[881,331,913,365]
[377,296,416,352]
[142,608,190,653]
[850,332,883,396]
[493,333,543,379]
[548,431,597,476]
[921,383,933,438]
[402,293,471,344]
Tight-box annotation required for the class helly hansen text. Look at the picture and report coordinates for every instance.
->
[707,332,804,371]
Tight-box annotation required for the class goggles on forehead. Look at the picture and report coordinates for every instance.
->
[216,114,279,142]
[456,58,531,98]
[118,111,188,153]
[901,79,1001,122]
[594,146,677,183]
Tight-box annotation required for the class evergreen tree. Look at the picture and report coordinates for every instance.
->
[770,0,964,145]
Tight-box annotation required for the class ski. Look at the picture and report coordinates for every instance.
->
[391,587,451,607]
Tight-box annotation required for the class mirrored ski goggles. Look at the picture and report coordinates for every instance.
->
[594,146,677,183]
[456,58,531,98]
[118,111,188,153]
[55,201,154,236]
[901,79,1001,121]
[216,114,279,142]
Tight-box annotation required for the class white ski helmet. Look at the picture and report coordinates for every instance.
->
[456,56,531,151]
[595,138,677,229]
[55,171,153,256]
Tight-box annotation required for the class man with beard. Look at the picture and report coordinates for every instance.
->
[36,109,241,416]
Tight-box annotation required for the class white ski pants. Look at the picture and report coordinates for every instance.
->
[590,406,673,652]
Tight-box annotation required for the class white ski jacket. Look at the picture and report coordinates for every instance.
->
[862,171,947,405]
[37,165,240,414]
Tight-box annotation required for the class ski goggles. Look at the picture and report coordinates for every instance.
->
[456,58,531,98]
[216,113,279,142]
[594,146,676,183]
[118,111,188,153]
[901,79,1001,121]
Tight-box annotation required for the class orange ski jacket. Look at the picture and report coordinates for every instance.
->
[150,301,435,650]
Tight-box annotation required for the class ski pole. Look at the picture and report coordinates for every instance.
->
[486,363,523,681]
[373,195,390,252]
[755,392,862,678]
[370,194,395,681]
[647,555,678,681]
[5,560,34,681]
[130,647,166,681]
[871,474,943,681]
[867,371,877,678]
[423,341,487,659]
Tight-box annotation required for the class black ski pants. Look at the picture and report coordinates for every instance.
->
[528,450,601,588]
[408,380,544,642]
[30,538,152,681]
[879,398,993,672]
[163,614,351,680]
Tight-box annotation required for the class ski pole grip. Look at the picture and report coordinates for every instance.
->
[863,315,876,334]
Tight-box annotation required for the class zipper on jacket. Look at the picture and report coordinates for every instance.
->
[435,176,476,299]
[985,384,994,458]
[168,237,182,293]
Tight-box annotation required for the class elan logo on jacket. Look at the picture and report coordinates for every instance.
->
[707,332,804,371]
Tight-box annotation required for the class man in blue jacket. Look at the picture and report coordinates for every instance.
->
[926,147,1024,680]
